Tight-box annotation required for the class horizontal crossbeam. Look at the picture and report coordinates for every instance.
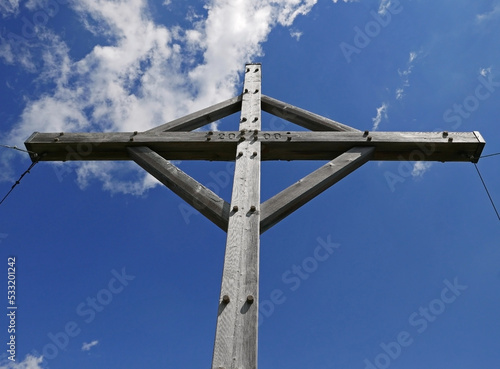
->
[26,131,485,163]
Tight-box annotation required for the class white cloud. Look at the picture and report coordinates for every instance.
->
[1,0,318,195]
[480,66,492,77]
[0,0,20,17]
[290,29,303,41]
[82,340,99,351]
[0,38,14,64]
[0,355,44,369]
[396,51,419,100]
[75,162,160,196]
[476,4,500,23]
[378,0,391,14]
[25,0,49,11]
[372,102,388,131]
[412,161,432,177]
[332,0,358,3]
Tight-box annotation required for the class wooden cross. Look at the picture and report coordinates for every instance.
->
[25,64,485,368]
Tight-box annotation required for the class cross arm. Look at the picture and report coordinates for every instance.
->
[25,131,485,162]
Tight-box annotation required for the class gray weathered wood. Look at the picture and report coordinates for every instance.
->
[127,146,230,231]
[260,147,374,233]
[212,64,261,369]
[262,94,360,132]
[145,95,242,133]
[26,131,485,163]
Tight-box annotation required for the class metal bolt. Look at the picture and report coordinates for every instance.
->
[222,295,230,304]
[133,131,138,135]
[254,129,259,135]
[207,137,211,141]
[129,137,134,141]
[363,130,369,137]
[287,136,292,141]
[254,89,259,93]
[237,152,243,157]
[254,68,259,73]
[252,117,259,122]
[59,132,64,136]
[239,136,245,141]
[367,136,372,141]
[247,295,254,303]
[244,89,249,93]
[250,205,256,212]
[448,137,453,142]
[241,129,247,134]
[442,131,448,138]
[54,138,59,142]
[253,151,257,157]
[241,117,247,122]
[246,67,250,73]
[232,205,239,212]
[208,131,214,135]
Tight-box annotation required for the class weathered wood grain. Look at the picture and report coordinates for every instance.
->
[26,131,485,162]
[212,63,261,369]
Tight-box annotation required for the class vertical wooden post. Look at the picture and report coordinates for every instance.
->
[212,64,262,369]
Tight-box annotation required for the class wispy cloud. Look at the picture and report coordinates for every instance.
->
[290,29,303,41]
[372,102,388,131]
[0,0,20,17]
[476,4,500,23]
[412,161,432,177]
[378,0,392,14]
[396,51,418,100]
[480,66,492,77]
[1,0,318,195]
[0,354,44,369]
[82,340,99,351]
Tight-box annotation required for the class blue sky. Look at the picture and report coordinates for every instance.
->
[1,0,499,368]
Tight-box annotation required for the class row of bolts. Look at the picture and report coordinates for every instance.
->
[221,294,254,305]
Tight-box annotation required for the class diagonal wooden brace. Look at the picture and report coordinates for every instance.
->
[127,146,230,231]
[261,94,360,132]
[260,146,375,233]
[145,95,242,133]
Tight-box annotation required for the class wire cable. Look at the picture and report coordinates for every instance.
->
[0,144,38,157]
[0,159,40,207]
[473,163,500,222]
[480,152,500,159]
